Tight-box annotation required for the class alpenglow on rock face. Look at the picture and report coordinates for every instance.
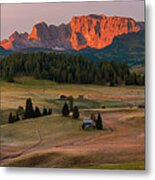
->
[0,14,141,51]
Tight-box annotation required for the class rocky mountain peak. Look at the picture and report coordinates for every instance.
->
[0,14,142,51]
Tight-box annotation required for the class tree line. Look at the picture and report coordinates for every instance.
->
[62,102,80,119]
[8,96,79,123]
[0,52,144,85]
[8,96,104,132]
[8,98,52,123]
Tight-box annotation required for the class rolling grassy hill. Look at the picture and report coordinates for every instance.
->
[0,77,144,125]
[1,110,144,169]
[0,77,144,169]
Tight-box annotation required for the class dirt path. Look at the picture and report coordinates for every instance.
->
[0,125,42,162]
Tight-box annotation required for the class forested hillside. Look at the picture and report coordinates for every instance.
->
[0,52,144,85]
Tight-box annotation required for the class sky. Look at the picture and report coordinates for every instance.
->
[0,0,144,39]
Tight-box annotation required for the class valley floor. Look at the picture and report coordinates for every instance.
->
[0,78,145,169]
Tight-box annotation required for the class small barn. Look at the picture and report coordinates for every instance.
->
[59,95,68,100]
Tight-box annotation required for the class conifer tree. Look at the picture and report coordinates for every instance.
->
[43,107,48,116]
[62,102,69,116]
[24,98,34,119]
[96,113,103,130]
[48,108,52,115]
[12,115,16,123]
[72,106,80,119]
[34,106,41,117]
[16,113,20,121]
[7,64,14,82]
[8,112,13,123]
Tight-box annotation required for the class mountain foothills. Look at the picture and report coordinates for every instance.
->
[0,14,142,51]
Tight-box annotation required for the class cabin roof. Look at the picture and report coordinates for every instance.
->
[83,119,93,123]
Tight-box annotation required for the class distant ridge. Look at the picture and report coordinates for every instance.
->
[69,29,145,66]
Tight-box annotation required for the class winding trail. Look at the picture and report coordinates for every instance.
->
[1,125,42,161]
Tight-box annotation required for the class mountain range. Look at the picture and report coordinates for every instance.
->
[0,14,142,51]
[0,14,145,67]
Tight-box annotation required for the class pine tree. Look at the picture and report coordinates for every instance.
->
[7,64,14,82]
[110,80,115,87]
[33,67,41,79]
[8,112,13,123]
[62,102,69,116]
[12,115,16,123]
[16,113,20,121]
[96,114,103,130]
[72,106,80,119]
[48,108,52,115]
[24,98,34,119]
[40,70,49,79]
[43,107,48,116]
[34,106,41,117]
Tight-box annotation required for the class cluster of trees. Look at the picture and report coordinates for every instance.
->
[62,102,80,119]
[0,52,144,85]
[24,98,52,119]
[8,112,20,123]
[125,72,145,85]
[8,98,52,123]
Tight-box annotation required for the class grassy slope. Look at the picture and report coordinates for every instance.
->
[73,162,144,170]
[0,77,144,125]
[0,77,144,169]
[1,115,84,147]
[1,113,144,169]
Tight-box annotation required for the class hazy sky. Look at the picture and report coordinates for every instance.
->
[1,1,144,39]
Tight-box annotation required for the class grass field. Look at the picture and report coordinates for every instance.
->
[0,77,144,169]
[0,77,144,124]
